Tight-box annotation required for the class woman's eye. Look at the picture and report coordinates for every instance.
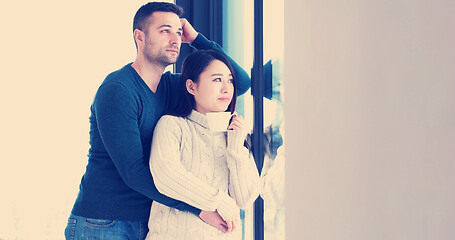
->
[213,78,222,82]
[228,78,234,83]
[161,29,169,33]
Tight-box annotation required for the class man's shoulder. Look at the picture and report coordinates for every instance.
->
[161,71,180,81]
[104,63,135,83]
[97,64,139,94]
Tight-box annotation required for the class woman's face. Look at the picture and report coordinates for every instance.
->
[188,60,234,115]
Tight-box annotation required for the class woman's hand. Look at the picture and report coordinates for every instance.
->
[228,113,245,131]
[224,210,240,233]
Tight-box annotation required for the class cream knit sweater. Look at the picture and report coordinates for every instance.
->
[146,110,260,240]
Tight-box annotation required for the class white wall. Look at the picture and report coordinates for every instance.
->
[285,0,455,239]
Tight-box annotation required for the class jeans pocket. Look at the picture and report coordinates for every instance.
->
[64,218,77,240]
[83,218,120,239]
[84,218,116,228]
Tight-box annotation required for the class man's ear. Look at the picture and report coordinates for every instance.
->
[134,29,144,46]
[186,79,196,95]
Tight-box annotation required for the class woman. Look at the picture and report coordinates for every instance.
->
[146,50,260,239]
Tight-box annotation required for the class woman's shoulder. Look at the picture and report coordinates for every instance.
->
[156,115,189,130]
[159,114,186,122]
[154,115,193,141]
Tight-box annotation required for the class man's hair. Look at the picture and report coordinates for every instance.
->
[133,2,183,33]
[169,50,238,117]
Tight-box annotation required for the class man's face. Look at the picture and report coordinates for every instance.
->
[142,11,182,67]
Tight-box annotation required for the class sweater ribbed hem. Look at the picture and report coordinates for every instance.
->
[227,130,248,153]
[71,199,151,222]
[190,33,211,50]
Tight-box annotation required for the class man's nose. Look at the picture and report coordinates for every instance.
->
[170,33,181,45]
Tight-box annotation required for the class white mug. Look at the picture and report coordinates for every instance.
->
[206,112,233,132]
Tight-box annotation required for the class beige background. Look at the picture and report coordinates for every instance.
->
[0,1,155,239]
[285,0,455,239]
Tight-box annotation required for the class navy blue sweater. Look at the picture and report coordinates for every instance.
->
[71,34,251,221]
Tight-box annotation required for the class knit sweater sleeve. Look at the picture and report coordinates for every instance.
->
[226,131,261,209]
[149,116,239,221]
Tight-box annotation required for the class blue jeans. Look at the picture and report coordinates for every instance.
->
[64,214,148,240]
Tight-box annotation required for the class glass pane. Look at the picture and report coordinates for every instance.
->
[223,1,255,239]
[262,0,285,239]
[224,0,285,239]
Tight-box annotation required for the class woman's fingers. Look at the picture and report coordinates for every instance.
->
[226,220,233,233]
[228,114,244,131]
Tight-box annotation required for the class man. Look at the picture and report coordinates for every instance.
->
[64,2,250,239]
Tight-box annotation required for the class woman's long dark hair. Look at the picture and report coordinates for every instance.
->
[170,50,237,117]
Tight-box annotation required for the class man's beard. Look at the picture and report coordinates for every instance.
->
[144,40,179,67]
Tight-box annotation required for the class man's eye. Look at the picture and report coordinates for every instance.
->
[161,29,169,33]
[177,32,183,36]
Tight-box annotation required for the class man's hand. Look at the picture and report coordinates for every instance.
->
[180,18,198,44]
[199,210,239,233]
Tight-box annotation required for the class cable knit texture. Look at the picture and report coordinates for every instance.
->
[146,110,260,240]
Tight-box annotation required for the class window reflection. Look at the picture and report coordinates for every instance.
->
[259,59,285,240]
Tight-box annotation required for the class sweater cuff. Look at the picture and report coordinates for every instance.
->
[215,190,238,221]
[227,130,248,153]
[187,205,202,216]
[189,33,211,50]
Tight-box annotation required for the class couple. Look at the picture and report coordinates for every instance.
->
[65,2,260,240]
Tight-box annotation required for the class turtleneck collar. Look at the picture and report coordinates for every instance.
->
[187,110,210,130]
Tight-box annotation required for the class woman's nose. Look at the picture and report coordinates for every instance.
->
[221,82,231,93]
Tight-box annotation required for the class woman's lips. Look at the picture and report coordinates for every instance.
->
[218,97,231,102]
